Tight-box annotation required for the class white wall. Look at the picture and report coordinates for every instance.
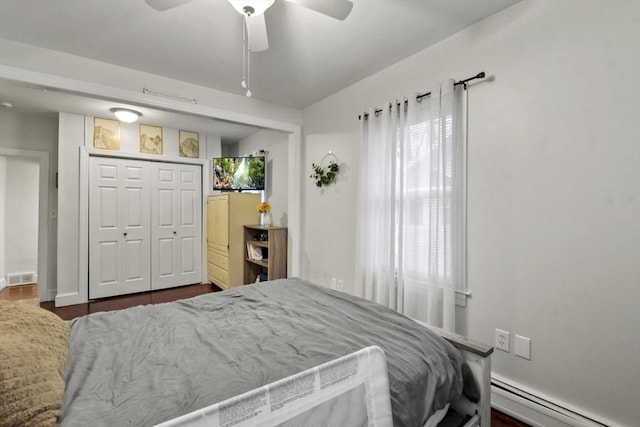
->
[301,132,358,287]
[4,157,39,276]
[301,1,640,426]
[237,130,290,228]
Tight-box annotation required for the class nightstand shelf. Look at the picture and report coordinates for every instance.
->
[243,225,287,284]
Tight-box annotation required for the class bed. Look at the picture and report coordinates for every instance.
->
[0,278,492,427]
[154,345,396,427]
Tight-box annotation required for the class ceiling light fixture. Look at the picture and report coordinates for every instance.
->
[111,108,142,123]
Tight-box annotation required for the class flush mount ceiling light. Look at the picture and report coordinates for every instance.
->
[111,108,142,123]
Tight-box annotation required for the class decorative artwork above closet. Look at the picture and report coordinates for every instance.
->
[93,117,120,150]
[139,124,163,155]
[179,130,199,158]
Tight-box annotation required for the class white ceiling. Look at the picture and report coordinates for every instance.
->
[0,0,519,141]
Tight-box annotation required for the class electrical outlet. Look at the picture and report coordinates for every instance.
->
[495,328,510,352]
[336,279,344,291]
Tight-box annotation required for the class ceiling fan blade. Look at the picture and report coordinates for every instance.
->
[246,14,269,52]
[286,0,353,20]
[145,0,193,11]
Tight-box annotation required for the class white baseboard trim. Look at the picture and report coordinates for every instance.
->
[55,291,83,307]
[491,376,618,427]
[0,277,6,292]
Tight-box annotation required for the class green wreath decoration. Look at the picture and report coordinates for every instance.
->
[310,159,340,188]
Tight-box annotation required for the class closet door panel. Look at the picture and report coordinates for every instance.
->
[95,241,118,285]
[177,167,201,279]
[180,236,197,273]
[124,238,146,281]
[151,165,179,289]
[157,237,176,277]
[89,157,151,299]
[92,176,119,290]
[151,163,201,290]
[155,185,177,283]
[181,189,196,226]
[99,187,118,227]
[158,189,174,226]
[124,188,145,226]
[121,162,151,290]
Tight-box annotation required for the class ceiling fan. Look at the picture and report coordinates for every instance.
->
[145,0,354,52]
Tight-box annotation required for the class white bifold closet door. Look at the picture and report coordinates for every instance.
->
[151,163,202,290]
[89,157,152,299]
[89,157,201,299]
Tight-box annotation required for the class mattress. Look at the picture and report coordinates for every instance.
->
[60,278,467,427]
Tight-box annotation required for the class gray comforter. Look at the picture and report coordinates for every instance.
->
[60,278,466,427]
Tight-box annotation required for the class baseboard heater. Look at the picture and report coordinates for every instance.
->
[491,377,614,427]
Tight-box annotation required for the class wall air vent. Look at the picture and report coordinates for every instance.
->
[6,272,37,286]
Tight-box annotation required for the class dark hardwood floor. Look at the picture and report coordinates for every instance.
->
[0,282,38,301]
[38,283,528,426]
[39,282,220,320]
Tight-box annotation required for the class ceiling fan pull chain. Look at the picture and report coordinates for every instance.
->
[246,45,252,97]
[241,17,247,89]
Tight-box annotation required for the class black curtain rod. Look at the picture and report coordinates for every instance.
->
[358,71,486,120]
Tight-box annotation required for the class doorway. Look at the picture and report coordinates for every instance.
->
[0,148,50,302]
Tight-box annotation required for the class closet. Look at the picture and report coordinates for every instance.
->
[89,156,202,299]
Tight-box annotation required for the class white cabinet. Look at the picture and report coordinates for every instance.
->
[89,157,202,299]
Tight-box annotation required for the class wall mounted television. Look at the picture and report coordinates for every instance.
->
[212,156,265,191]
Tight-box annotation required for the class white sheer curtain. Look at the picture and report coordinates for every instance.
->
[355,101,400,309]
[356,80,466,332]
